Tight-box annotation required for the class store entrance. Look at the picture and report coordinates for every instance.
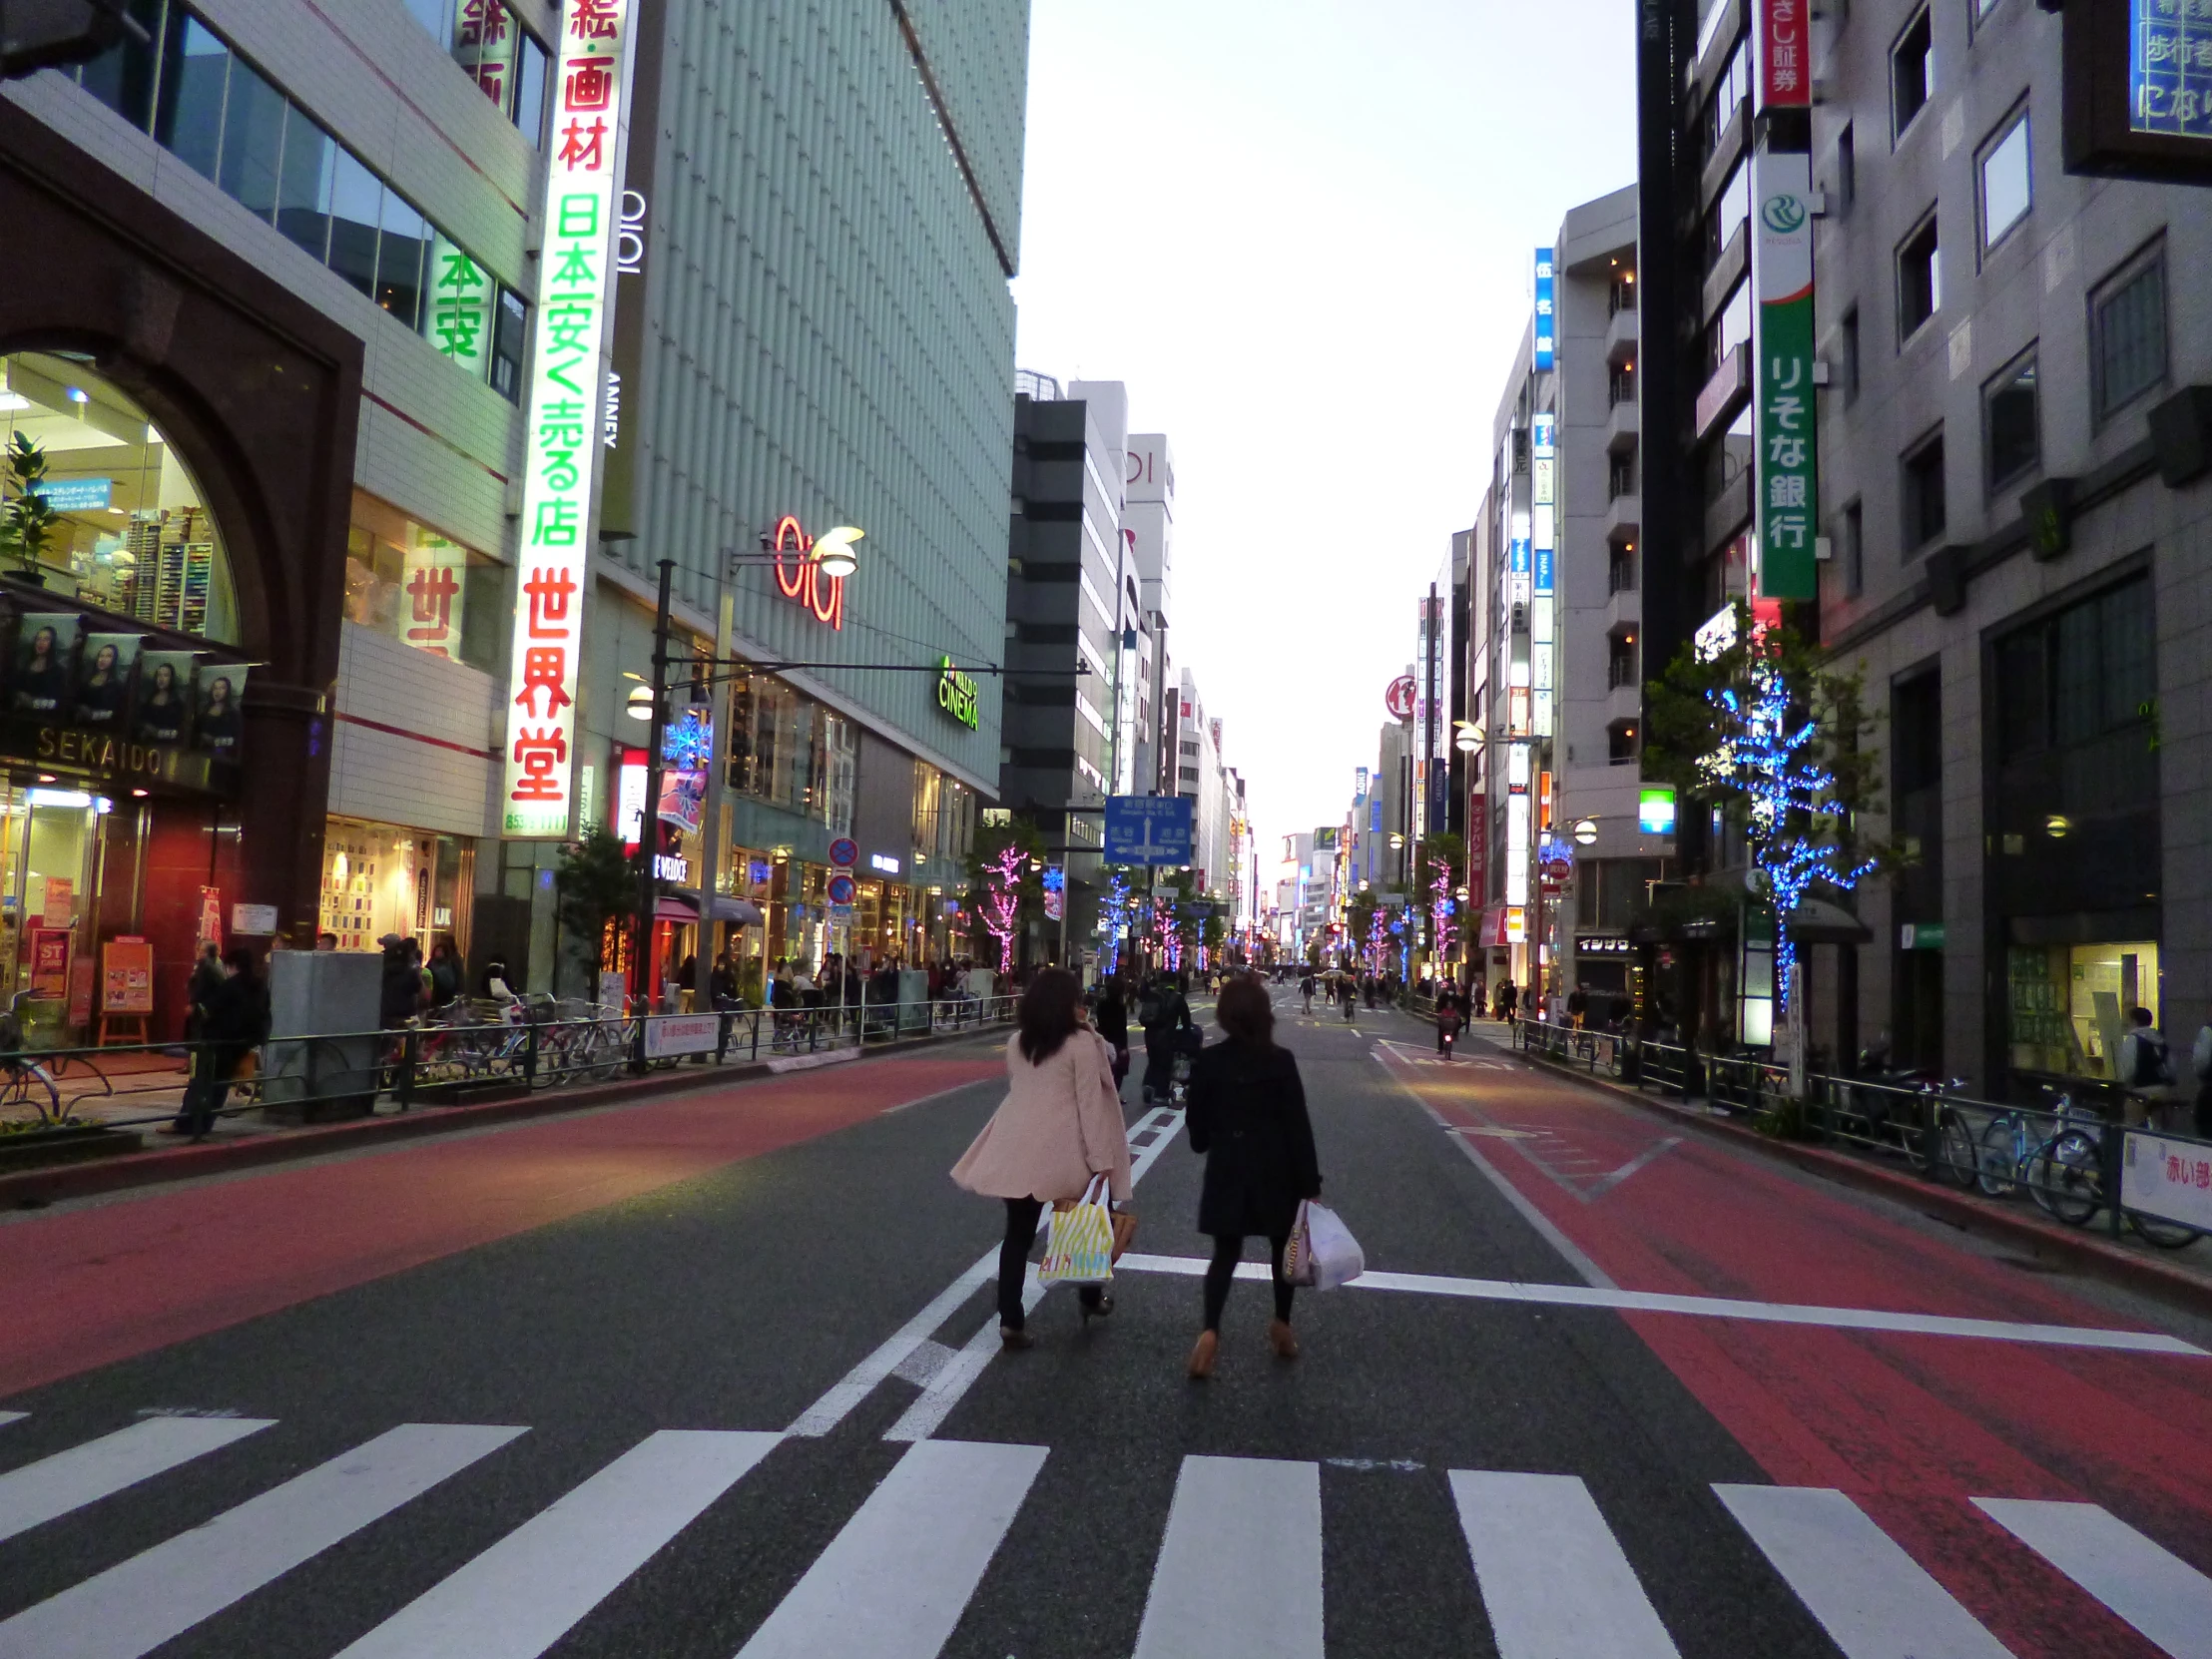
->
[0,781,129,1043]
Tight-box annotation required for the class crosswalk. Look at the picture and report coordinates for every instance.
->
[2,1411,2209,1658]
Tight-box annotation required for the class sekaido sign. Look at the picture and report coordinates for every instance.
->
[8,717,231,795]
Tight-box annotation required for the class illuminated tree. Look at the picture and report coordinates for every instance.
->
[965,817,1045,971]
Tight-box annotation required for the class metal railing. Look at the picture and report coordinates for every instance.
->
[0,994,1021,1144]
[1509,1016,2208,1248]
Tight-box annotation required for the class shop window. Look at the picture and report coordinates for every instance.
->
[319,817,473,955]
[2090,239,2167,426]
[2007,941,2159,1079]
[0,351,240,642]
[1983,345,2039,493]
[344,492,506,672]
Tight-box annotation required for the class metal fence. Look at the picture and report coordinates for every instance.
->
[1509,1016,2209,1248]
[0,994,1021,1143]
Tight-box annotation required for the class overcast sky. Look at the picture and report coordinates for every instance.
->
[1011,0,1638,873]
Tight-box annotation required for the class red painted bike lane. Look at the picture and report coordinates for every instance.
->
[1384,1042,2212,1659]
[0,1053,1001,1399]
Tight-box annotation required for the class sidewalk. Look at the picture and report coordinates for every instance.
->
[1474,1019,2212,1320]
[0,1018,1011,1210]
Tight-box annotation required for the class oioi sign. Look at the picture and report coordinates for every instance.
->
[500,0,639,837]
[1753,151,1819,602]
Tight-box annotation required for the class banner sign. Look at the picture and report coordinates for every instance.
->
[2122,1132,2212,1232]
[1759,0,1811,108]
[501,0,639,836]
[1533,249,1556,370]
[1752,150,1819,601]
[644,1013,722,1060]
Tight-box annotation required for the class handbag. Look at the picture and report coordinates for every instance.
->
[1041,1176,1117,1284]
[1282,1200,1365,1290]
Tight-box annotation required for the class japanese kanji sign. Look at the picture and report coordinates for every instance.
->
[1752,149,1818,602]
[500,0,637,837]
[1533,248,1555,371]
[2131,0,2212,139]
[1759,0,1811,109]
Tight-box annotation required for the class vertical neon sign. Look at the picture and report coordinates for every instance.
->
[1533,248,1556,371]
[500,0,636,837]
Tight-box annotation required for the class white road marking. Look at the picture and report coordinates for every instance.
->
[1450,1469,1682,1657]
[0,1413,23,1428]
[0,1422,525,1659]
[1132,1455,1325,1659]
[1585,1136,1684,1198]
[734,1438,1045,1659]
[1715,1484,2015,1659]
[1107,1254,2205,1356]
[0,1415,275,1545]
[333,1429,778,1659]
[1974,1497,2212,1658]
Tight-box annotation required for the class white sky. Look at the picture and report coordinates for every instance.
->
[1012,0,1637,871]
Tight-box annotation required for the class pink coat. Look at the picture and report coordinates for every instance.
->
[950,1029,1133,1203]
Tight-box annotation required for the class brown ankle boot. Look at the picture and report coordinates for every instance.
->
[1269,1319,1300,1360]
[1186,1330,1218,1380]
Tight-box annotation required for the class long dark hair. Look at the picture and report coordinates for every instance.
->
[1016,967,1081,1064]
[1216,973,1275,1049]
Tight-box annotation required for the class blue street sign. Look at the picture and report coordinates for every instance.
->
[1104,795,1194,865]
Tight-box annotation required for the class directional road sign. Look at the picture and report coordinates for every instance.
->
[1103,796,1194,866]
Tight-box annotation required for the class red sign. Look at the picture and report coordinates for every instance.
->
[770,514,845,631]
[1384,675,1416,721]
[27,927,69,998]
[1468,796,1486,897]
[1759,0,1810,108]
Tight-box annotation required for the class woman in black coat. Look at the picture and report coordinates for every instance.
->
[1182,972,1322,1379]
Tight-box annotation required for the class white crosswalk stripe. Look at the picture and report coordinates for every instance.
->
[0,1422,524,1659]
[4,1412,2206,1659]
[1974,1497,2212,1659]
[0,1414,23,1429]
[734,1437,1046,1659]
[0,1415,274,1545]
[1450,1469,1682,1657]
[1133,1454,1325,1659]
[334,1429,779,1659]
[1715,1483,2015,1658]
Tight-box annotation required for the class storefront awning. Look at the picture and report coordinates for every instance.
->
[1786,897,1873,944]
[716,896,765,924]
[654,895,699,922]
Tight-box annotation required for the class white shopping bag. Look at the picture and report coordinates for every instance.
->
[1040,1176,1115,1285]
[1282,1200,1365,1290]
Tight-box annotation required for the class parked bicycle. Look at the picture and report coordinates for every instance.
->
[1976,1085,2202,1248]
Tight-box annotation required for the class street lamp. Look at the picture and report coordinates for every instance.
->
[1453,720,1484,753]
[1572,817,1598,846]
[1388,832,1405,849]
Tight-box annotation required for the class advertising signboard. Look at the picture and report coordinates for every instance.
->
[2063,0,2212,182]
[644,1013,721,1060]
[1752,149,1819,601]
[1758,0,1811,108]
[500,0,640,837]
[1533,248,1556,371]
[2122,1132,2212,1232]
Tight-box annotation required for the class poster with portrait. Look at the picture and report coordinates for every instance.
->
[9,612,80,719]
[75,633,142,729]
[133,651,195,746]
[192,663,248,759]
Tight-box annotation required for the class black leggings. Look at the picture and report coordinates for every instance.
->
[1000,1198,1103,1330]
[1203,1231,1295,1332]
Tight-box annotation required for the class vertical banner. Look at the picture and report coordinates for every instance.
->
[1530,412,1556,739]
[1533,249,1556,371]
[501,0,639,837]
[1758,0,1811,109]
[1753,149,1819,601]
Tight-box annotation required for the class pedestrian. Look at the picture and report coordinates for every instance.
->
[170,946,270,1142]
[1182,973,1322,1379]
[477,952,516,998]
[949,968,1131,1351]
[1436,982,1463,1056]
[315,931,338,951]
[1494,979,1518,1023]
[1339,972,1357,1022]
[377,934,421,1028]
[426,938,462,1010]
[1567,981,1589,1029]
[1140,972,1193,1104]
[183,941,224,1041]
[1095,977,1132,1093]
[2117,1005,2177,1128]
[1299,967,1316,1015]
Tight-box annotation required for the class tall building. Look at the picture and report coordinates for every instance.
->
[1642,0,2212,1089]
[1122,432,1175,795]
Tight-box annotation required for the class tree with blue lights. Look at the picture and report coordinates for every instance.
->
[1647,601,1888,1013]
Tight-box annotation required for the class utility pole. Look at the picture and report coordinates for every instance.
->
[692,556,734,1015]
[632,557,674,1068]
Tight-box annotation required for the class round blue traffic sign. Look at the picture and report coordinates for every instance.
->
[827,873,857,904]
[828,837,858,868]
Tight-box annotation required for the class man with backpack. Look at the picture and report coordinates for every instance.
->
[1139,972,1193,1104]
[2117,1005,2177,1128]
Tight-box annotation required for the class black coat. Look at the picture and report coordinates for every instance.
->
[1185,1038,1322,1238]
[199,973,270,1072]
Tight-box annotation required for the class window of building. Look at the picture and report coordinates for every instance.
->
[2089,240,2167,425]
[1984,346,2039,493]
[1608,541,1639,593]
[1607,631,1640,689]
[1837,122,1857,213]
[1901,427,1946,553]
[73,2,529,403]
[1609,360,1637,406]
[401,0,551,143]
[1840,306,1862,402]
[1840,499,1865,597]
[1893,6,1935,138]
[1897,212,1940,341]
[1996,576,2154,761]
[1978,107,2031,253]
[344,492,507,672]
[1607,720,1640,764]
[1608,273,1637,316]
[1608,450,1637,500]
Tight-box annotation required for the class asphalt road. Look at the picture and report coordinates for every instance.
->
[1,991,2208,1658]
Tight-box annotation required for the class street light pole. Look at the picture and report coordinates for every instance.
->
[632,557,675,1067]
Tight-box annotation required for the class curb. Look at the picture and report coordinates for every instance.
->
[0,1024,1006,1210]
[1493,1037,2212,1324]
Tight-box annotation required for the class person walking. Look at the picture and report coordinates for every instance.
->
[183,941,225,1041]
[1182,973,1321,1379]
[172,946,270,1142]
[1339,971,1357,1023]
[1140,972,1193,1104]
[1495,979,1519,1024]
[2117,1005,2177,1128]
[950,969,1131,1351]
[1094,977,1132,1093]
[1299,967,1316,1015]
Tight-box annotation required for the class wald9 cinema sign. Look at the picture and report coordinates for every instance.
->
[500,0,637,837]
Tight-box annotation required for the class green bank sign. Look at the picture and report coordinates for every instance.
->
[1754,151,1818,602]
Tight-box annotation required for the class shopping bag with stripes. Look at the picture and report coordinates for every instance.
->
[1041,1176,1116,1284]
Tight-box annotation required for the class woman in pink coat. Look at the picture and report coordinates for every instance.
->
[951,968,1133,1349]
